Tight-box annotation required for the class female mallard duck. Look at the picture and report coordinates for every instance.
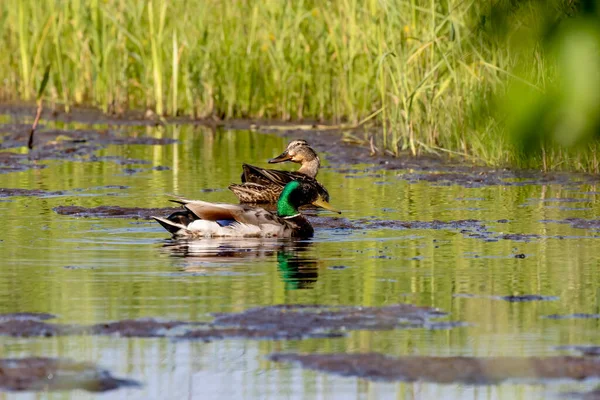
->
[229,140,329,203]
[153,180,340,239]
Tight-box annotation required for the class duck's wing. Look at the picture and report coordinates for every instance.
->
[228,182,282,203]
[241,164,304,187]
[175,199,283,227]
[173,199,246,222]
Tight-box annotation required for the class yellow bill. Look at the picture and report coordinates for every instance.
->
[312,197,341,214]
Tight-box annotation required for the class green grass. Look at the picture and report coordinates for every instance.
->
[0,0,597,171]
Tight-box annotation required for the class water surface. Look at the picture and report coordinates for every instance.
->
[2,117,600,399]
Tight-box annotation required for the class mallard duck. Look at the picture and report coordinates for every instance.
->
[229,140,329,203]
[153,180,340,239]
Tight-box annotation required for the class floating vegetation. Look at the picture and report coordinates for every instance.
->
[0,357,139,392]
[544,314,600,320]
[54,205,180,220]
[0,188,66,198]
[268,353,600,384]
[0,304,463,341]
[454,294,558,302]
[543,219,600,231]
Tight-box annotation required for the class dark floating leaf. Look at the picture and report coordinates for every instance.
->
[543,218,600,231]
[0,313,56,322]
[500,294,558,302]
[95,185,130,190]
[0,188,66,198]
[498,234,541,242]
[269,353,600,384]
[526,197,590,204]
[0,357,140,392]
[454,294,558,302]
[328,265,349,270]
[91,156,151,165]
[123,167,144,175]
[63,265,97,270]
[544,314,600,320]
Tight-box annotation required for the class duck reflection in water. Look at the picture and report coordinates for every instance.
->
[276,242,318,290]
[161,240,319,289]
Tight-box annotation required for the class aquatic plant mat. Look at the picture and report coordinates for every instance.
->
[268,353,600,385]
[0,304,463,341]
[0,357,139,392]
[0,122,174,173]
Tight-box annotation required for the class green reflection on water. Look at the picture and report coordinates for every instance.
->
[1,119,600,399]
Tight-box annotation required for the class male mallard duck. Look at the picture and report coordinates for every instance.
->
[153,180,340,239]
[229,140,329,203]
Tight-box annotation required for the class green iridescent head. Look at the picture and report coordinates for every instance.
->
[277,180,340,217]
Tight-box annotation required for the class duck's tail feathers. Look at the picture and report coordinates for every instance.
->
[168,197,191,206]
[152,216,188,235]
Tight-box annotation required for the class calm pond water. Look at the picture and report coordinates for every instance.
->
[2,115,600,399]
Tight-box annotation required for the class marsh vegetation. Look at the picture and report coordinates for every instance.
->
[2,1,600,171]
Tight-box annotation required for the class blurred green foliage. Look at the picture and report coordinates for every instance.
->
[489,0,600,170]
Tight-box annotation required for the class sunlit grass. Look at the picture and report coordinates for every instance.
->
[0,1,596,171]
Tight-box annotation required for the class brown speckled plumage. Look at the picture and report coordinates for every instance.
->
[229,140,329,204]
